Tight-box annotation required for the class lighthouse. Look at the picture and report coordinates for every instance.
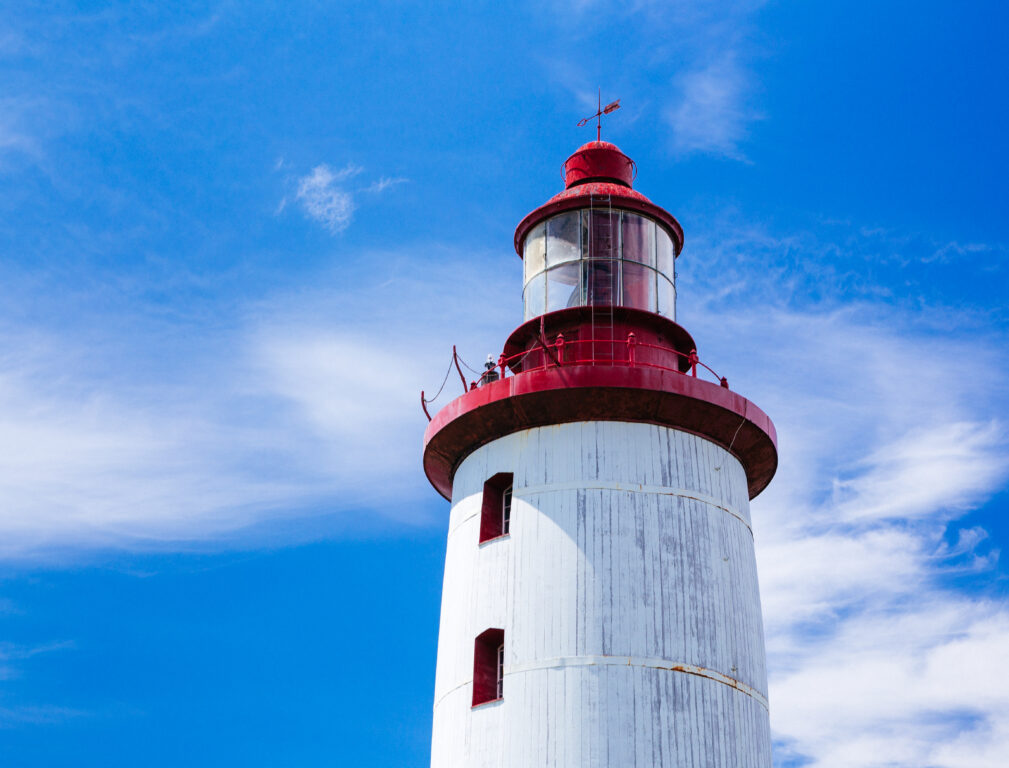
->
[421,138,778,767]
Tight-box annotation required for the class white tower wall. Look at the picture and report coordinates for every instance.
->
[430,420,771,768]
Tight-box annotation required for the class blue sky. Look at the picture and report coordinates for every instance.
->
[1,2,1007,765]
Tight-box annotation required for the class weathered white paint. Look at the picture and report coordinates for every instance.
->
[431,421,771,768]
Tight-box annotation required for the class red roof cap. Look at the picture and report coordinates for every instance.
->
[564,141,635,188]
[515,141,683,257]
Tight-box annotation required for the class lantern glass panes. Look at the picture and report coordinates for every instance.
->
[524,222,545,283]
[584,258,617,306]
[523,271,546,321]
[622,213,655,266]
[656,227,674,276]
[622,261,655,310]
[587,209,619,260]
[522,210,676,319]
[657,275,676,320]
[546,262,581,313]
[545,212,580,266]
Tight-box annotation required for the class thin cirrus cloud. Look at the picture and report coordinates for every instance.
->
[1,220,1008,766]
[672,208,1009,765]
[295,163,362,233]
[243,262,1009,768]
[365,176,409,194]
[665,54,757,161]
[0,326,322,556]
[692,303,1009,767]
[543,1,766,162]
[0,97,46,164]
[290,163,408,234]
[0,247,514,559]
[770,600,1009,768]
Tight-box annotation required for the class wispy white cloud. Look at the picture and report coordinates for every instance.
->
[665,54,757,160]
[0,336,312,556]
[0,97,47,165]
[685,295,1009,767]
[543,0,768,161]
[772,602,1009,768]
[295,163,362,233]
[928,240,994,264]
[125,7,226,46]
[834,421,1006,523]
[680,210,1007,317]
[246,250,516,503]
[0,640,74,684]
[0,248,515,559]
[291,164,406,233]
[364,176,409,194]
[0,703,85,727]
[0,205,1007,767]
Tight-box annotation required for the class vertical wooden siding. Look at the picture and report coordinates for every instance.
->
[431,421,771,768]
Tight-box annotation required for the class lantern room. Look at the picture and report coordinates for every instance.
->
[520,209,677,321]
[514,140,685,323]
[423,137,778,503]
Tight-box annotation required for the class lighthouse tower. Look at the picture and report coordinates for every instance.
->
[422,139,778,767]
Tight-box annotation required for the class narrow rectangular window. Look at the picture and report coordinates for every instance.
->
[502,486,512,535]
[496,645,504,698]
[472,628,505,707]
[479,472,514,543]
[496,643,505,699]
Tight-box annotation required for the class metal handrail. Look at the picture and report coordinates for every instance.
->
[422,333,728,421]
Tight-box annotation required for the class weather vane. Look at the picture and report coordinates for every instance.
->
[577,89,621,142]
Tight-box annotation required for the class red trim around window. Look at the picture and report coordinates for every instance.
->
[473,628,505,707]
[479,473,513,543]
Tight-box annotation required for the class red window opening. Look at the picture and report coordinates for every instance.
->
[479,473,513,543]
[473,628,505,706]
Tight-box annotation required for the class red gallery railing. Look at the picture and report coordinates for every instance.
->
[422,334,728,421]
